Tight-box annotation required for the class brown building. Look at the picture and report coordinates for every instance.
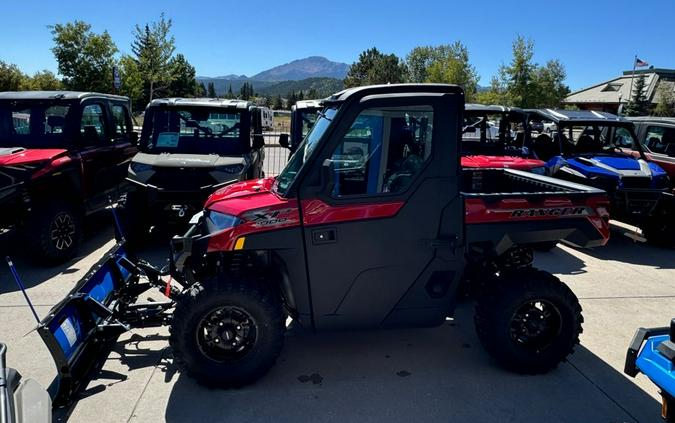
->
[563,68,675,114]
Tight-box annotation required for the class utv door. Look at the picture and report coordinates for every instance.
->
[298,93,465,330]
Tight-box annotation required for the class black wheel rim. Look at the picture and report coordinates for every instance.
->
[509,300,562,352]
[196,306,258,363]
[49,212,76,251]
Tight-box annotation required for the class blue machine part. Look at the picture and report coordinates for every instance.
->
[636,334,675,398]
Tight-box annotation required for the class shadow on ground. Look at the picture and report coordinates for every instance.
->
[0,211,116,294]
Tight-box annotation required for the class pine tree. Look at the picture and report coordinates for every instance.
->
[226,84,233,99]
[207,82,216,98]
[624,74,650,116]
[272,94,283,110]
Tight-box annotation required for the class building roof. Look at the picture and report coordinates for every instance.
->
[0,91,129,101]
[148,98,256,109]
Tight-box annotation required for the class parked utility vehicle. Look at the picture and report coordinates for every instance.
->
[627,116,675,181]
[0,91,137,262]
[123,98,271,237]
[284,100,322,153]
[32,85,610,404]
[0,342,51,423]
[528,109,674,246]
[625,318,675,422]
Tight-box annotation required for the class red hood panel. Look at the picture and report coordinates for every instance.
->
[0,148,68,166]
[461,155,544,170]
[205,177,276,208]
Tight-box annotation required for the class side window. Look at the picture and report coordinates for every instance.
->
[645,126,667,153]
[80,104,106,144]
[613,127,634,148]
[111,105,129,136]
[329,106,433,197]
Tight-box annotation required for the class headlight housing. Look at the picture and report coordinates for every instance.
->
[205,210,241,233]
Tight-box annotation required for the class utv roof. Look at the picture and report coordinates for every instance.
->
[325,83,463,103]
[529,108,630,124]
[148,98,257,109]
[465,103,525,114]
[292,100,323,111]
[626,116,675,125]
[0,91,129,101]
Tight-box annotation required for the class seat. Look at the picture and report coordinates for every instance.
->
[533,134,556,161]
[575,135,599,154]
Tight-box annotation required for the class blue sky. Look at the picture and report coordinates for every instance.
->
[2,0,673,90]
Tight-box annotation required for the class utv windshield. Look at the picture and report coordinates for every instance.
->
[0,100,74,148]
[141,107,246,155]
[556,124,638,156]
[273,107,337,195]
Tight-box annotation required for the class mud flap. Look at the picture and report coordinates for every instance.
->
[36,242,170,407]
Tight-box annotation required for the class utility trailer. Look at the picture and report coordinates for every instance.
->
[23,84,611,408]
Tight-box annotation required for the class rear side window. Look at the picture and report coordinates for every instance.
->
[329,106,433,196]
[111,105,130,136]
[645,125,675,154]
[80,104,106,144]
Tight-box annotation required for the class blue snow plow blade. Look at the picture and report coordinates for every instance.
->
[635,334,675,398]
[37,242,171,407]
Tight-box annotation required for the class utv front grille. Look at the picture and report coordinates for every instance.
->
[147,168,218,192]
[621,176,651,189]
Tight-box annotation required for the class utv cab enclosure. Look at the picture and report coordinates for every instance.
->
[288,99,322,153]
[461,104,545,172]
[124,98,271,236]
[166,84,610,387]
[627,116,675,181]
[528,109,674,246]
[0,91,137,262]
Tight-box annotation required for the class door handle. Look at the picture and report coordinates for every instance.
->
[312,228,336,245]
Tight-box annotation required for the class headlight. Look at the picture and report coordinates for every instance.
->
[653,174,671,189]
[530,166,546,175]
[205,210,241,233]
[130,162,153,173]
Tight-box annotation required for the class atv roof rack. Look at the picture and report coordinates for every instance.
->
[528,109,630,124]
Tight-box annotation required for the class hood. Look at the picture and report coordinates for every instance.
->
[0,147,68,167]
[461,155,545,170]
[132,152,246,168]
[567,156,654,178]
[205,177,277,209]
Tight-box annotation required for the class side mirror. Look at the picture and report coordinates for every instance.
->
[129,131,139,146]
[252,135,265,149]
[321,159,335,193]
[278,133,290,149]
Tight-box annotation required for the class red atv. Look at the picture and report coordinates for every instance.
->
[0,91,137,262]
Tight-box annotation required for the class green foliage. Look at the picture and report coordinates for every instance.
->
[131,13,176,101]
[168,54,197,97]
[624,74,651,116]
[196,82,207,97]
[239,82,254,100]
[24,70,62,90]
[478,36,569,108]
[207,82,217,98]
[654,84,675,117]
[0,61,29,91]
[272,94,283,110]
[344,47,405,88]
[226,84,233,99]
[256,77,343,98]
[50,21,118,92]
[118,55,144,109]
[422,42,479,101]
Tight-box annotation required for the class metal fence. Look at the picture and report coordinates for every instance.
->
[262,132,290,176]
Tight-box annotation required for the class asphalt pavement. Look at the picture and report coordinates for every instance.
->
[0,217,672,423]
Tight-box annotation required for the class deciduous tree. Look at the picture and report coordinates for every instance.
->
[0,61,28,91]
[344,47,405,88]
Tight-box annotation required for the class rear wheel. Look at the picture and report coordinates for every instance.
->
[474,268,582,374]
[27,201,82,264]
[169,278,285,388]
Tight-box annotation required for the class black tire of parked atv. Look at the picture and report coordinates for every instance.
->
[169,278,285,388]
[474,268,582,374]
[529,241,558,252]
[118,192,150,247]
[642,220,675,248]
[26,201,83,264]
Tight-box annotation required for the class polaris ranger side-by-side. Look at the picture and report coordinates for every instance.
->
[287,100,322,153]
[30,85,611,404]
[0,91,137,263]
[123,98,272,238]
[528,109,674,246]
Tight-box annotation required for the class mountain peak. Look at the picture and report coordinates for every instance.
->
[251,56,349,81]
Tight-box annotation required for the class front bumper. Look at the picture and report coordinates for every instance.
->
[625,320,675,399]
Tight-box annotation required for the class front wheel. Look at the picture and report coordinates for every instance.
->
[474,269,582,374]
[169,278,285,388]
[26,201,83,264]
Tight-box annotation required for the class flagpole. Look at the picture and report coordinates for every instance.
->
[628,54,637,105]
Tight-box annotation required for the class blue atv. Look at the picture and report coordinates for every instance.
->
[527,109,674,246]
[625,319,675,422]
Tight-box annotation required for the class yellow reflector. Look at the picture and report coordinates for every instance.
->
[234,237,246,250]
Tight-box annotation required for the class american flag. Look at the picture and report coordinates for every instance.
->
[635,57,649,68]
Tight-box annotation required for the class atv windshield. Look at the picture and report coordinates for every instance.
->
[141,107,246,155]
[0,100,75,148]
[274,107,338,195]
